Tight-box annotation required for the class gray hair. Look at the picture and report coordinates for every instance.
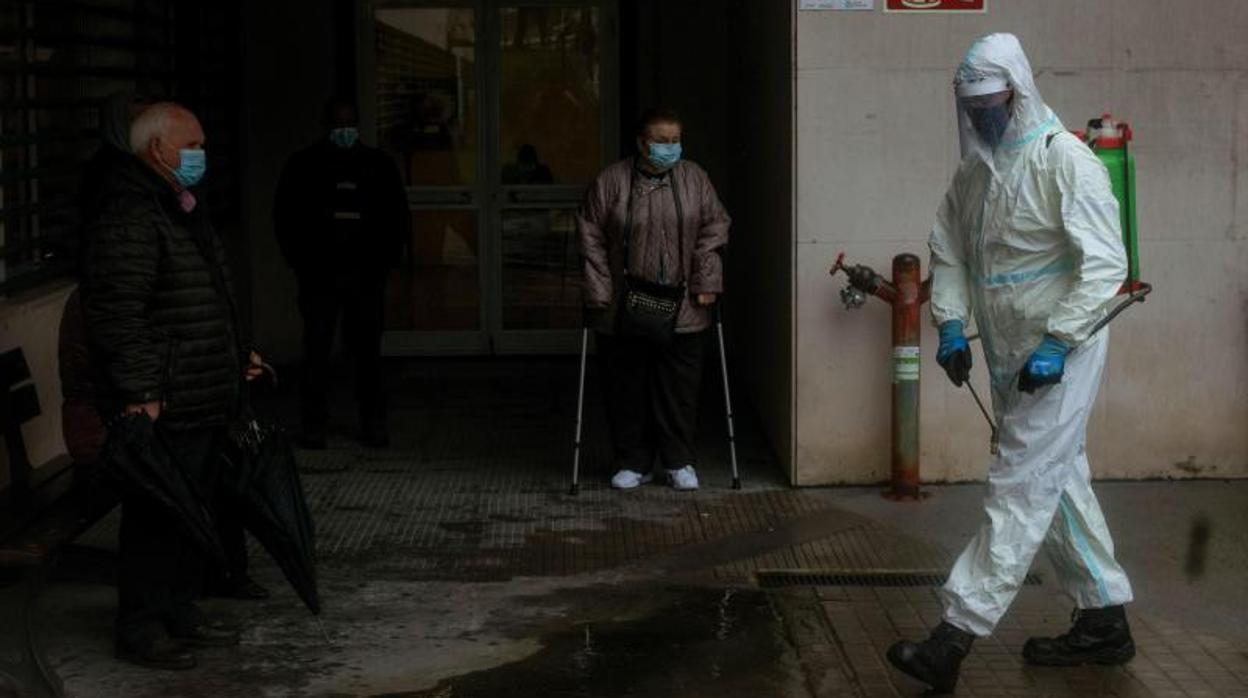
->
[128,101,183,154]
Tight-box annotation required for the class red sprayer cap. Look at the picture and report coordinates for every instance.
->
[1092,113,1132,149]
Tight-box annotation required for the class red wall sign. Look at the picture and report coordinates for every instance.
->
[885,0,987,12]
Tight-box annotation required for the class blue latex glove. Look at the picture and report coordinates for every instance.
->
[936,320,972,387]
[1019,334,1073,393]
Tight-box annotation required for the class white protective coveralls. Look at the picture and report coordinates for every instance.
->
[929,33,1134,637]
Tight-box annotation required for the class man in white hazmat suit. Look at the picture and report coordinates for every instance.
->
[886,33,1135,693]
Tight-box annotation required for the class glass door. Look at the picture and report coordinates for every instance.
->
[492,3,615,353]
[363,0,617,355]
[367,4,486,354]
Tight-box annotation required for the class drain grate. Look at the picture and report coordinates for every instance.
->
[756,569,1043,588]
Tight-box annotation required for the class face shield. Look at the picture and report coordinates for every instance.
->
[954,76,1013,160]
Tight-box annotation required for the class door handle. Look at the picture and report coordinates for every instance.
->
[502,187,584,206]
[406,189,475,206]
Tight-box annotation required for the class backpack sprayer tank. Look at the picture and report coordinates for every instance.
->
[1080,114,1146,293]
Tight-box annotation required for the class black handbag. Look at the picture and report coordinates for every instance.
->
[616,163,686,344]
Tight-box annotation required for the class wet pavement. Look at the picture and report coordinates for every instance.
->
[404,587,804,698]
[23,360,1248,696]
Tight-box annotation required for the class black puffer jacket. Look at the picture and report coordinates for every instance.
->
[83,154,243,430]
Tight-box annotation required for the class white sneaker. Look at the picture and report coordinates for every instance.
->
[611,469,653,490]
[666,465,700,491]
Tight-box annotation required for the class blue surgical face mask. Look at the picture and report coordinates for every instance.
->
[329,126,359,149]
[647,142,682,171]
[168,148,206,188]
[967,103,1011,150]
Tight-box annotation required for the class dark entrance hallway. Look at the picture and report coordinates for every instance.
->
[242,0,797,476]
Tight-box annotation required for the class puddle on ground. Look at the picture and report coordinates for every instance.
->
[391,586,804,698]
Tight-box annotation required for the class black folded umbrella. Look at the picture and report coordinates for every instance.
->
[221,419,320,614]
[102,414,226,565]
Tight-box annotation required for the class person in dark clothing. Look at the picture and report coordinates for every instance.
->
[83,102,265,670]
[275,98,410,449]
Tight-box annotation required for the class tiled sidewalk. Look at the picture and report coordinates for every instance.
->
[33,360,1248,696]
[775,583,1248,697]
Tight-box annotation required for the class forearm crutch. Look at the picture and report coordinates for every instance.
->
[569,326,589,496]
[715,304,741,490]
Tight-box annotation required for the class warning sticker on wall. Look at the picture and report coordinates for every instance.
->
[893,346,921,383]
[885,0,986,12]
[800,0,875,10]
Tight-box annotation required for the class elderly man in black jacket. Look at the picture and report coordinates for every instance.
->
[83,101,263,670]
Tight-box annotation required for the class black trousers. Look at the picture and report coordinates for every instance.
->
[116,426,222,648]
[211,485,249,585]
[298,274,386,431]
[597,331,705,473]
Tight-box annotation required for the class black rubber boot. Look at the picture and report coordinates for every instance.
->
[1023,605,1135,666]
[887,621,976,694]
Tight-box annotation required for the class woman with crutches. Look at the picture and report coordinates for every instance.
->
[575,107,731,491]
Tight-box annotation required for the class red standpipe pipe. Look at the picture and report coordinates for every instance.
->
[829,252,933,499]
[880,254,931,500]
[848,254,931,500]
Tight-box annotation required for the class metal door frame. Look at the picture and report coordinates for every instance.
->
[359,0,619,356]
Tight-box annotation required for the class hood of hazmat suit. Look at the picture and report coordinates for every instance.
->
[929,32,1128,400]
[929,34,1134,638]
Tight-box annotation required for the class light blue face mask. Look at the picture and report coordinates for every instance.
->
[647,142,682,171]
[168,148,206,188]
[329,127,359,149]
